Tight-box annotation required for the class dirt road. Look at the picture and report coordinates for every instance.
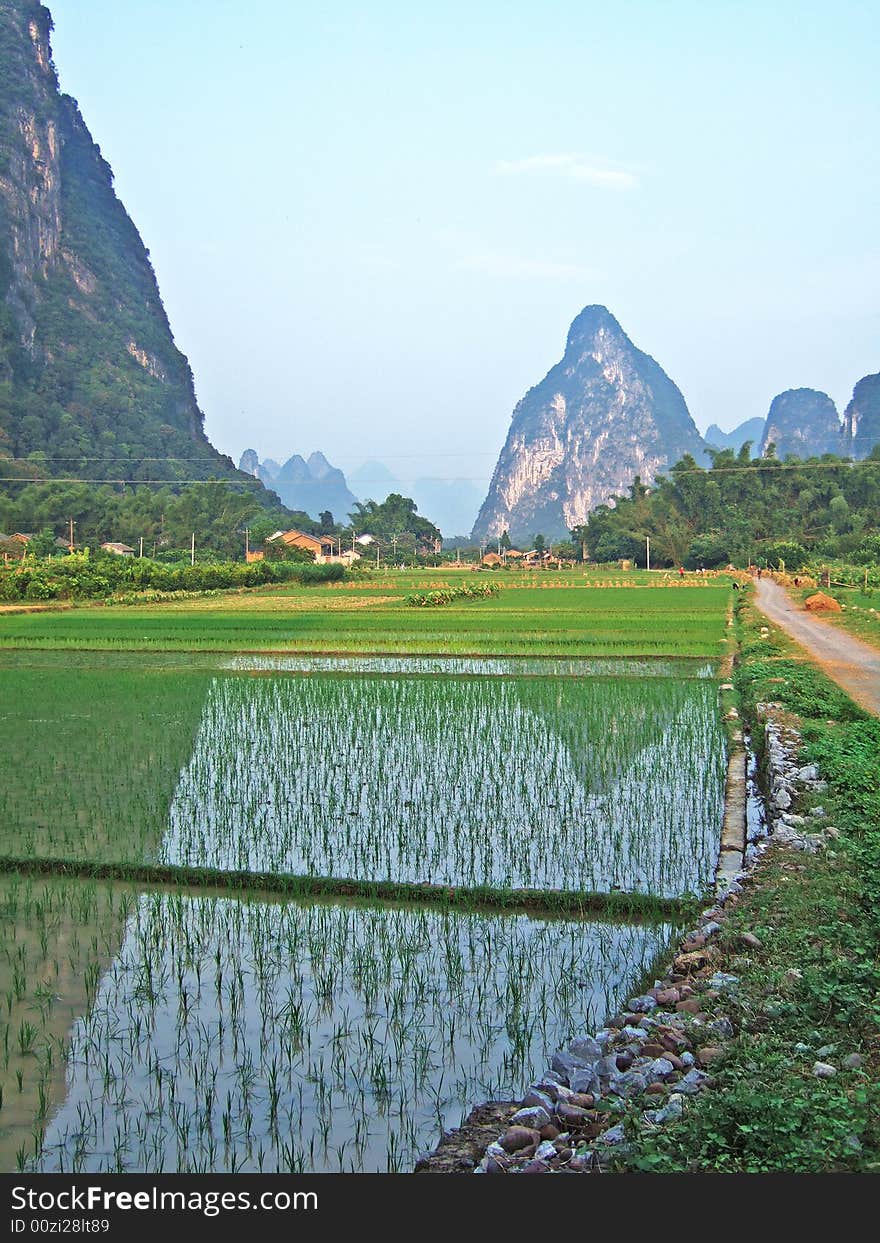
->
[754,578,880,716]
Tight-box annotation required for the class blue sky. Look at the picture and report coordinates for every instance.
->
[49,0,879,486]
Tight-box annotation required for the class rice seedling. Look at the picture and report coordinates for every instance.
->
[15,882,675,1174]
[161,671,726,898]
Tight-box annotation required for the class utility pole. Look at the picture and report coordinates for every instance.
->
[139,536,143,558]
[245,528,250,560]
[376,540,380,568]
[68,517,74,553]
[191,532,195,567]
[646,535,651,573]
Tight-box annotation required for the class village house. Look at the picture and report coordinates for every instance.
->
[248,529,355,564]
[100,541,136,556]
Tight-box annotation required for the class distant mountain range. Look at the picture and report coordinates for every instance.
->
[239,451,485,535]
[471,304,879,543]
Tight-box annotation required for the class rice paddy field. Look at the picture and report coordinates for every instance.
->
[0,570,734,1171]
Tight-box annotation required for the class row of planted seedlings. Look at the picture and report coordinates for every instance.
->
[0,873,679,1173]
[0,651,727,1171]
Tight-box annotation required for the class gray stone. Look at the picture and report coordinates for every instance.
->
[537,1078,574,1103]
[520,1089,556,1115]
[627,994,658,1013]
[646,1057,675,1082]
[677,1068,710,1095]
[812,1061,837,1079]
[593,1054,621,1082]
[568,1035,602,1061]
[773,788,792,810]
[609,1070,648,1099]
[644,1096,684,1125]
[509,1106,552,1130]
[569,1068,599,1095]
[701,921,723,938]
[596,1124,626,1146]
[709,1017,735,1040]
[843,1053,863,1070]
[798,765,819,781]
[816,1043,836,1059]
[707,971,740,990]
[535,1140,559,1161]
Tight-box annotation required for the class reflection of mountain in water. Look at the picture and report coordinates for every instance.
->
[162,673,725,896]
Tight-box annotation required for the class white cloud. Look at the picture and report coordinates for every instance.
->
[494,154,638,190]
[458,251,595,281]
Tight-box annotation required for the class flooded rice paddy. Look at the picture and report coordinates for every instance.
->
[0,650,725,1171]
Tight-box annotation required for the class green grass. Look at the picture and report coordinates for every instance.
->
[0,576,732,657]
[624,595,880,1172]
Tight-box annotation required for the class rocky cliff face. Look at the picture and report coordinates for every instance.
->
[0,1,249,483]
[759,389,841,459]
[472,306,706,543]
[842,373,880,459]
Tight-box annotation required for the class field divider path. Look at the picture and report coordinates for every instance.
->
[754,578,880,715]
[0,855,694,921]
[715,747,747,889]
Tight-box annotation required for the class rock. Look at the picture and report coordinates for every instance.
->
[609,1070,648,1099]
[738,931,763,950]
[615,1050,635,1072]
[675,998,704,1015]
[596,1124,626,1146]
[569,1093,596,1109]
[519,1159,550,1174]
[520,1090,556,1115]
[500,1126,541,1152]
[646,1057,675,1081]
[816,1044,837,1059]
[570,1068,599,1094]
[535,1140,559,1162]
[593,1053,622,1082]
[654,988,680,1007]
[471,305,706,545]
[539,1124,560,1140]
[701,921,723,938]
[484,1156,506,1173]
[804,592,841,613]
[556,1103,590,1127]
[709,1017,735,1040]
[696,1046,724,1066]
[812,1061,837,1079]
[568,1035,602,1061]
[509,1106,552,1130]
[627,994,658,1013]
[843,1053,863,1070]
[536,1078,574,1103]
[798,765,819,781]
[645,1082,667,1096]
[773,788,792,811]
[677,1068,710,1095]
[707,972,740,991]
[644,1096,684,1126]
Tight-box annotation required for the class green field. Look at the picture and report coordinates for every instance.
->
[0,570,734,1172]
[0,573,732,657]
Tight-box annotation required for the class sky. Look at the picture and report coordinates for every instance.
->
[48,0,879,490]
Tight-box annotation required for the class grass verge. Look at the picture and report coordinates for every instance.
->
[624,592,880,1171]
